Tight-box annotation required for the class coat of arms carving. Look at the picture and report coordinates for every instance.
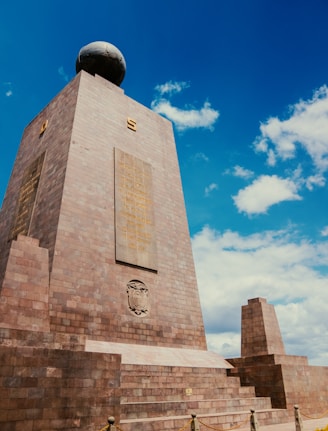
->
[126,280,149,317]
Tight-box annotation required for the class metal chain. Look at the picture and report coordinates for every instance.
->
[198,415,249,431]
[301,408,328,420]
[178,419,193,431]
[98,418,193,431]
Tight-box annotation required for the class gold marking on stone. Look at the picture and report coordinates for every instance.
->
[39,120,48,135]
[127,117,137,131]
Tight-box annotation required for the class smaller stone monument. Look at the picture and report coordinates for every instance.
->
[227,297,328,417]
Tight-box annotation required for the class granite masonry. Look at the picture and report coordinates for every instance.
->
[0,70,207,349]
[0,58,327,430]
[228,298,328,416]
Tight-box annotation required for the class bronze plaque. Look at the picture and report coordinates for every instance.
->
[115,148,157,270]
[10,152,45,239]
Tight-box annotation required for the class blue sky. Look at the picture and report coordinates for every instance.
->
[1,0,328,365]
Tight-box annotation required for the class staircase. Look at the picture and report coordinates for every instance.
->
[119,364,290,431]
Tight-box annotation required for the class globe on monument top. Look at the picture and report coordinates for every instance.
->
[75,41,126,86]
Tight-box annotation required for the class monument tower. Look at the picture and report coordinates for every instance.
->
[4,41,323,431]
[0,41,234,429]
[0,41,210,351]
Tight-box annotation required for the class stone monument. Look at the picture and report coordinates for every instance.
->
[228,298,328,416]
[0,41,236,430]
[2,41,326,431]
[0,41,209,352]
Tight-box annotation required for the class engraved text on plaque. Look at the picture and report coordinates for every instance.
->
[10,152,45,239]
[115,148,157,270]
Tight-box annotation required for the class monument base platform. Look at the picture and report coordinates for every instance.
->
[1,328,289,430]
[85,339,233,368]
[228,353,328,413]
[227,298,328,417]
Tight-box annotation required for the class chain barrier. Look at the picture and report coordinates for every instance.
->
[98,414,250,431]
[97,424,125,431]
[198,414,249,431]
[179,418,193,431]
[98,416,115,431]
[98,416,193,431]
[294,404,328,431]
[300,408,328,420]
[98,406,328,431]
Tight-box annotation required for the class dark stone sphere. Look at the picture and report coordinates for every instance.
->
[75,41,126,86]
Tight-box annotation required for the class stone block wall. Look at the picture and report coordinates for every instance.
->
[0,71,207,350]
[0,235,50,332]
[229,298,328,416]
[228,360,287,409]
[0,75,80,286]
[46,71,206,348]
[0,327,86,351]
[229,357,328,414]
[0,346,121,430]
[241,298,285,356]
[280,363,328,413]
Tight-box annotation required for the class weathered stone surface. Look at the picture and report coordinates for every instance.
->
[241,298,285,357]
[228,298,328,415]
[0,346,121,429]
[0,71,207,349]
[0,235,50,332]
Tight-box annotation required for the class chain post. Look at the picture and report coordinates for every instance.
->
[294,405,304,431]
[191,413,200,431]
[250,409,259,431]
[107,416,117,431]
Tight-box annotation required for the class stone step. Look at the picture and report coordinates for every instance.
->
[121,377,242,389]
[120,397,272,420]
[122,372,240,387]
[121,366,242,389]
[119,408,291,431]
[121,385,256,403]
[119,362,286,430]
[121,364,232,379]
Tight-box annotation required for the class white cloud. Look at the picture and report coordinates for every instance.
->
[233,175,302,215]
[254,138,267,153]
[152,99,219,131]
[154,80,189,96]
[267,149,276,166]
[305,173,326,190]
[151,81,219,131]
[232,165,254,179]
[3,82,13,97]
[191,226,328,364]
[58,66,69,82]
[321,226,328,237]
[254,85,328,173]
[205,183,218,197]
[206,332,241,359]
[191,152,209,162]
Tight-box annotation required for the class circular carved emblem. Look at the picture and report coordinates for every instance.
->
[126,280,149,317]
